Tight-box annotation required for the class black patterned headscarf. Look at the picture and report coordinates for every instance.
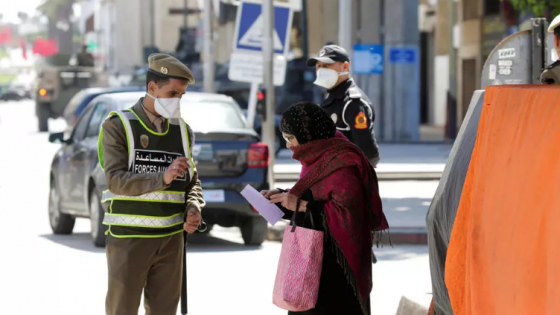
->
[280,102,336,145]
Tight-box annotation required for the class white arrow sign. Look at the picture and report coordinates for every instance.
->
[238,14,284,51]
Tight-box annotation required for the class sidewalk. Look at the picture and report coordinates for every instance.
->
[274,143,452,181]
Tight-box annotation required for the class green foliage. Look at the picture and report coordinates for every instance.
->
[506,0,560,17]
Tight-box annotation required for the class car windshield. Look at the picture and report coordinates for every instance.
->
[117,97,247,131]
[181,100,247,132]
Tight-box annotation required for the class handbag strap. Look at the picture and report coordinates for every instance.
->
[289,198,315,232]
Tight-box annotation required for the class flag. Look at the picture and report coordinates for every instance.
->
[21,39,27,60]
[0,28,12,44]
[32,38,59,57]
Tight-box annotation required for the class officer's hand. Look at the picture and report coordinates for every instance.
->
[260,189,282,200]
[164,157,190,185]
[184,207,202,233]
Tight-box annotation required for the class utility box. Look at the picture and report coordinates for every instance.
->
[481,18,551,88]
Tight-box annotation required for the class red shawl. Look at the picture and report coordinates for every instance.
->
[288,132,389,313]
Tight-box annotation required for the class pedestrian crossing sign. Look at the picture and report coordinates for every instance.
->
[232,1,293,55]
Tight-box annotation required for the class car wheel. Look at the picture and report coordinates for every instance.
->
[49,179,75,234]
[240,216,268,246]
[90,188,107,247]
[38,105,50,132]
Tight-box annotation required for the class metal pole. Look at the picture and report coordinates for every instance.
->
[301,0,309,59]
[203,0,215,93]
[262,0,275,188]
[338,0,352,57]
[447,0,458,139]
[246,82,259,129]
[184,0,188,28]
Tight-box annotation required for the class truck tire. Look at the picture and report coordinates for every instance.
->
[49,179,75,234]
[38,105,50,132]
[240,216,268,246]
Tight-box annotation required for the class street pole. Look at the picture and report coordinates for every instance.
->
[262,0,275,188]
[184,0,188,28]
[448,0,458,139]
[203,0,215,93]
[338,0,352,57]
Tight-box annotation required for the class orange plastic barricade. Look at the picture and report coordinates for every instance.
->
[446,85,560,315]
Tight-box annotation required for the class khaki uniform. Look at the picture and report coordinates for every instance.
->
[102,53,202,315]
[541,60,560,85]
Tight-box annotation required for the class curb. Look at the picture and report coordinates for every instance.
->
[275,172,442,182]
[267,225,428,245]
[395,296,429,315]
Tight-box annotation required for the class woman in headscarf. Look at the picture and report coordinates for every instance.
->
[262,102,389,315]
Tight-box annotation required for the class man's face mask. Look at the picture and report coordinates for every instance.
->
[313,67,349,89]
[146,89,181,119]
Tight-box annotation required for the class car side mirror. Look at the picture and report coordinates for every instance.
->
[48,132,66,144]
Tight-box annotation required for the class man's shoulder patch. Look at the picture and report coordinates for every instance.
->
[354,111,368,129]
[348,87,361,99]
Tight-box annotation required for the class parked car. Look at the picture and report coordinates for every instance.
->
[48,91,270,247]
[0,84,25,102]
[61,86,144,137]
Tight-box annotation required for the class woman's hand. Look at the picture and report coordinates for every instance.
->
[269,193,308,212]
[260,189,282,199]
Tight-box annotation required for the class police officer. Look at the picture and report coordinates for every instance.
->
[307,45,380,167]
[541,14,560,84]
[99,53,205,315]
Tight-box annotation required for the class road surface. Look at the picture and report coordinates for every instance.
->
[0,100,433,315]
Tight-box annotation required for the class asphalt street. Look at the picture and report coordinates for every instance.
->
[0,100,433,315]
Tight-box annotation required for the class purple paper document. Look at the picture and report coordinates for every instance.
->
[240,185,285,226]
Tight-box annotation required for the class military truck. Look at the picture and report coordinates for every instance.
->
[34,65,99,132]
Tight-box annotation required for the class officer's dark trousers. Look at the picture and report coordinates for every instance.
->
[105,233,183,315]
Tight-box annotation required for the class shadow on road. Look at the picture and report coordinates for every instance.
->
[40,232,261,253]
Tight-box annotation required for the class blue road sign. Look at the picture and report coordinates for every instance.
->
[353,44,384,74]
[234,2,292,55]
[389,47,417,64]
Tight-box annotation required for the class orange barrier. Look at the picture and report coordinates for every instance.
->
[446,85,560,315]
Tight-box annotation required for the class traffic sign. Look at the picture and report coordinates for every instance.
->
[389,47,417,64]
[228,1,293,86]
[353,44,383,74]
[232,1,293,55]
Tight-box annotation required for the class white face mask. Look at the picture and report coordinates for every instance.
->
[146,93,181,119]
[313,68,349,89]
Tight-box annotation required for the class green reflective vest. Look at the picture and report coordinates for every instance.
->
[98,109,196,238]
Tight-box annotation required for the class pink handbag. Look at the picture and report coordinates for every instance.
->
[273,204,324,311]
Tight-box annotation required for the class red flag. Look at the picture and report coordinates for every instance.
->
[33,38,59,57]
[0,28,12,44]
[21,39,27,60]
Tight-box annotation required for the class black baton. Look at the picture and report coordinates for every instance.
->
[181,221,207,315]
[181,231,188,315]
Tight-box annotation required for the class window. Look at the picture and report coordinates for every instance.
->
[72,106,94,142]
[484,0,501,16]
[463,0,479,20]
[86,103,107,138]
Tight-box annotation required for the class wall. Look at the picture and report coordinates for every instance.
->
[154,0,201,53]
[434,55,449,125]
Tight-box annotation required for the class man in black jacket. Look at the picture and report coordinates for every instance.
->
[307,45,380,167]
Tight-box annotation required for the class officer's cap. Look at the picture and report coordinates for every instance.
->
[148,53,195,84]
[307,45,350,67]
[549,14,560,33]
